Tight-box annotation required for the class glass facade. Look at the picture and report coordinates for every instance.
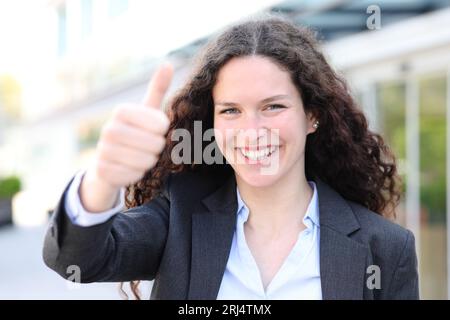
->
[418,75,447,299]
[374,75,448,299]
[57,5,67,57]
[377,82,407,225]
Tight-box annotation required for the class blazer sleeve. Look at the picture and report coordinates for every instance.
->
[387,230,420,299]
[42,174,170,283]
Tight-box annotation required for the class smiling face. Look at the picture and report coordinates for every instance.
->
[213,55,317,187]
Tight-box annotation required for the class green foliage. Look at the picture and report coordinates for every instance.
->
[419,77,447,224]
[378,77,447,224]
[0,176,21,198]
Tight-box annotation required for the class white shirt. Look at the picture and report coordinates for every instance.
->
[65,172,322,299]
[216,181,322,299]
[64,171,125,226]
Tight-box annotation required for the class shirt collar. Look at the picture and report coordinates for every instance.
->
[236,187,249,222]
[235,181,320,229]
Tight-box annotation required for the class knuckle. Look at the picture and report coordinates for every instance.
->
[147,135,165,153]
[97,141,113,158]
[112,106,122,120]
[156,136,166,151]
[96,140,106,153]
[147,154,158,167]
[158,112,170,131]
[101,123,116,141]
[113,104,130,120]
[149,109,169,131]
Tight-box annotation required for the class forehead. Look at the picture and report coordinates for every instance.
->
[212,55,297,100]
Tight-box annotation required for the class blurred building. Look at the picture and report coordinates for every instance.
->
[0,0,279,226]
[0,0,449,299]
[320,1,450,300]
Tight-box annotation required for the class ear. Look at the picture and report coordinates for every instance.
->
[306,112,318,135]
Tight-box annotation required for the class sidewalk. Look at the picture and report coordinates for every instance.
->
[0,225,152,299]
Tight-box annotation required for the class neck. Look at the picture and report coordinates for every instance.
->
[235,160,313,237]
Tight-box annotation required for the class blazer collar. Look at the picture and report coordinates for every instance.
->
[201,174,238,215]
[314,177,361,235]
[188,174,237,299]
[188,174,369,300]
[199,174,362,235]
[312,177,369,300]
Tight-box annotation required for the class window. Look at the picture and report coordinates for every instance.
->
[108,0,129,18]
[81,0,93,39]
[377,81,407,224]
[418,75,447,299]
[57,4,67,56]
[377,76,448,299]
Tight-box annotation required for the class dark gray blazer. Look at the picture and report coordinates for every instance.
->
[43,170,419,300]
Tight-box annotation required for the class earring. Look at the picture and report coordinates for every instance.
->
[312,121,319,129]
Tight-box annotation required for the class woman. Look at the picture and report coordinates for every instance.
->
[43,16,419,300]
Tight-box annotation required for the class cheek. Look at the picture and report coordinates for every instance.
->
[213,124,233,155]
[273,112,309,156]
[213,116,225,149]
[269,113,303,141]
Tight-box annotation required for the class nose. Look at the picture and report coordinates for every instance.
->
[240,112,265,130]
[236,114,270,146]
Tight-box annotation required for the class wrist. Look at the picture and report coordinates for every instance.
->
[79,169,121,213]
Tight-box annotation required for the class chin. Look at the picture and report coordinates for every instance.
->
[226,145,286,187]
[234,167,284,188]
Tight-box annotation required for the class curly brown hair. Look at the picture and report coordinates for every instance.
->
[120,15,401,299]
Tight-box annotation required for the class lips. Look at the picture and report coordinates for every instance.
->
[237,145,279,161]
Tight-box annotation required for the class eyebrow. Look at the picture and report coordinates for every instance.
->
[215,94,290,107]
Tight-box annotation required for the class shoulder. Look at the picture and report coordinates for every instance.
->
[345,200,419,299]
[314,177,414,252]
[346,200,416,269]
[347,200,413,243]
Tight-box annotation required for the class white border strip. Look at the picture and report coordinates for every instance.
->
[405,76,421,282]
[446,67,450,299]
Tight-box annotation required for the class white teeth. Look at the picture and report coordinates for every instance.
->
[239,146,278,161]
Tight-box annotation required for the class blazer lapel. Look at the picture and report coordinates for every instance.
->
[315,178,369,300]
[187,174,370,300]
[188,175,237,300]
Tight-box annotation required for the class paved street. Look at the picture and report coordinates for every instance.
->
[0,225,152,299]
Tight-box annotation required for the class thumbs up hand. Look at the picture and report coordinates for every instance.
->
[79,64,173,212]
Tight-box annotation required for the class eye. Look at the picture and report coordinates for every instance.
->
[220,108,240,114]
[265,104,286,111]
